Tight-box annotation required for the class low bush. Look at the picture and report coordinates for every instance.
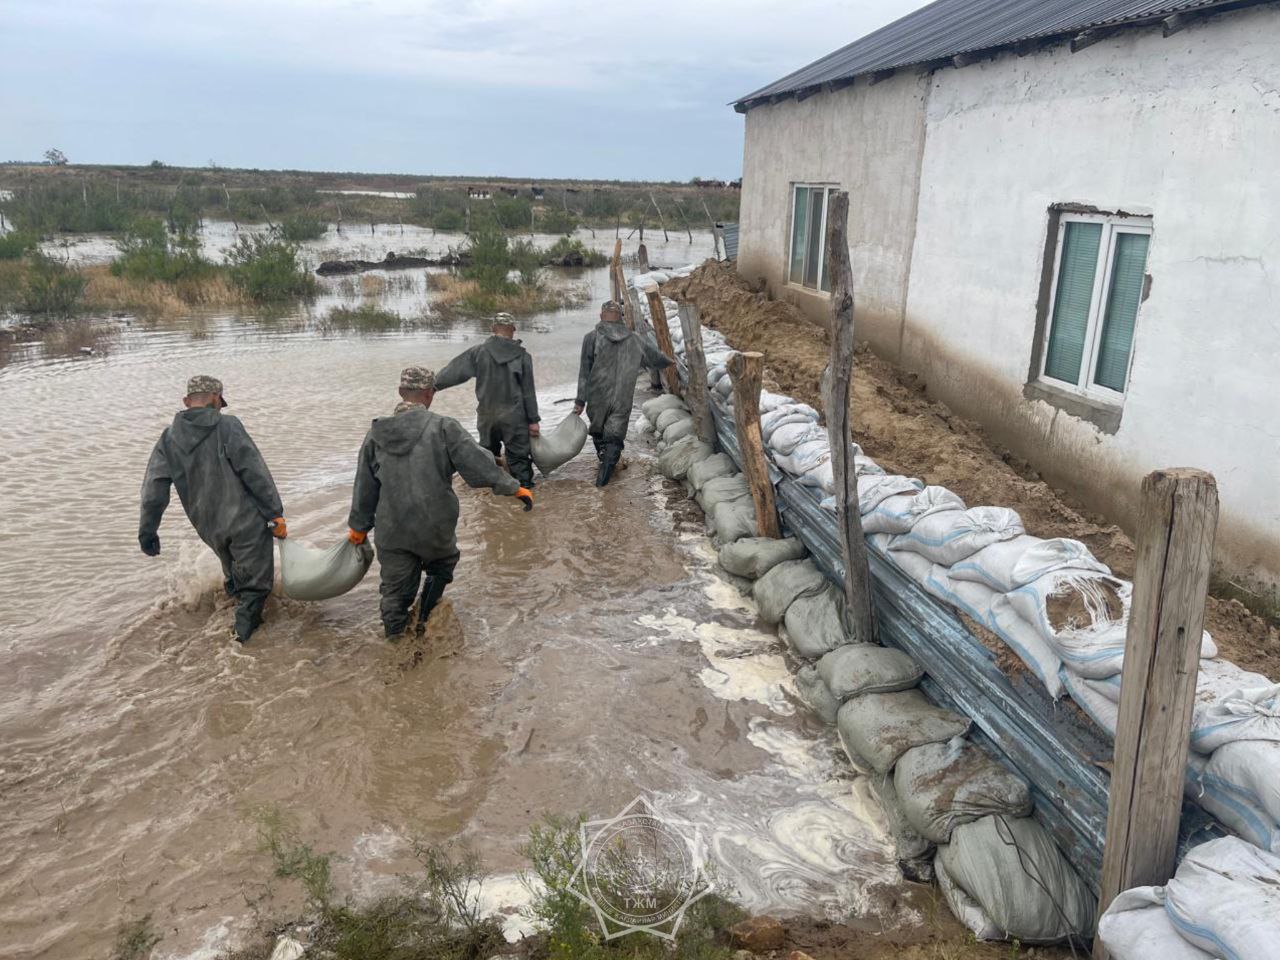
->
[226,233,318,302]
[111,218,214,283]
[0,231,37,260]
[322,304,404,332]
[539,208,578,235]
[544,236,608,267]
[278,212,328,243]
[19,255,87,317]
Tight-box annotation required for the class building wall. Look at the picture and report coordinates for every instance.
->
[737,72,929,356]
[738,5,1280,592]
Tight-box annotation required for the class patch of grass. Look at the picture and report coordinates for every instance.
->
[0,230,37,260]
[427,271,584,319]
[544,237,608,268]
[278,212,328,243]
[112,218,216,284]
[322,303,405,333]
[111,913,162,960]
[85,265,244,319]
[226,233,318,302]
[538,208,577,235]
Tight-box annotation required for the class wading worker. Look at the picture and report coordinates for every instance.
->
[574,299,674,487]
[347,366,535,639]
[138,375,287,644]
[434,312,540,487]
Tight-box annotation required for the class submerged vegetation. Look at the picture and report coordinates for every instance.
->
[218,809,744,960]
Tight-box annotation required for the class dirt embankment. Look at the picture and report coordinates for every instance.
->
[664,260,1279,678]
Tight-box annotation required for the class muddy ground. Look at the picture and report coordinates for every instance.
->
[663,260,1278,680]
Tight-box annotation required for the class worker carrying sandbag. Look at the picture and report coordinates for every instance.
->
[347,366,534,640]
[434,313,540,487]
[574,299,674,487]
[138,375,286,644]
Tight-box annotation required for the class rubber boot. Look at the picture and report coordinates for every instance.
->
[595,447,621,487]
[416,576,449,632]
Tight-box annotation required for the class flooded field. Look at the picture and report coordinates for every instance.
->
[0,232,911,959]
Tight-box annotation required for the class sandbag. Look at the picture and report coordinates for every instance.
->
[794,663,840,724]
[774,437,832,478]
[858,474,926,514]
[687,452,735,492]
[949,535,1109,593]
[782,584,848,659]
[653,406,692,434]
[894,738,1033,844]
[710,498,758,546]
[1164,836,1280,959]
[1096,887,1212,960]
[661,417,696,445]
[862,485,965,535]
[836,690,971,775]
[935,855,1002,941]
[989,596,1066,699]
[531,413,589,475]
[768,421,825,457]
[871,771,935,864]
[698,474,750,514]
[1190,682,1280,753]
[640,393,686,424]
[718,536,807,580]
[1204,739,1280,825]
[1005,573,1131,679]
[922,566,1001,630]
[816,644,922,701]
[656,435,712,481]
[752,559,827,625]
[889,506,1025,567]
[1060,669,1118,736]
[278,537,374,601]
[939,815,1095,943]
[1187,758,1280,852]
[761,408,817,444]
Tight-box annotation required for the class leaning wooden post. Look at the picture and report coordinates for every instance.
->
[646,292,681,396]
[1093,468,1218,960]
[622,284,641,332]
[610,238,623,303]
[823,191,876,643]
[727,352,782,539]
[678,303,715,445]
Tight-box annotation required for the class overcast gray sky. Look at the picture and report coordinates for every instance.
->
[0,0,930,180]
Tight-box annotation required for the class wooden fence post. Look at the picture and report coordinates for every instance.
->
[610,238,623,303]
[727,352,781,539]
[823,190,875,643]
[622,284,641,332]
[646,291,681,396]
[1093,468,1219,959]
[678,303,715,445]
[637,243,650,273]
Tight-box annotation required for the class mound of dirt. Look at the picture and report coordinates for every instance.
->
[664,261,1278,678]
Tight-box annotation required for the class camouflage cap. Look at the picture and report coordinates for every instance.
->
[399,366,436,391]
[600,299,624,317]
[186,374,228,407]
[492,311,515,326]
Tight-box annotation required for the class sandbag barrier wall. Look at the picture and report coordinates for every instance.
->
[626,276,1223,890]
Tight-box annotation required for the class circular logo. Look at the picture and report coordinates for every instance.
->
[583,814,698,927]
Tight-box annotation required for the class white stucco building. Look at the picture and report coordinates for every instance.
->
[734,0,1280,598]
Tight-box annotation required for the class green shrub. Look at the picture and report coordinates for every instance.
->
[431,208,464,232]
[539,208,578,235]
[226,233,317,302]
[278,212,328,243]
[544,236,607,267]
[323,304,403,332]
[0,231,37,260]
[19,255,86,316]
[461,230,515,295]
[508,238,544,289]
[112,218,213,283]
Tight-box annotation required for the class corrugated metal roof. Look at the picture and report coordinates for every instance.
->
[736,0,1265,108]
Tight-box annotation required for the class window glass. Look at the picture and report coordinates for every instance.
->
[1093,232,1149,392]
[1044,221,1103,385]
[789,186,809,284]
[804,188,824,287]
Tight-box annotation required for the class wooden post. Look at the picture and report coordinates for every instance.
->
[622,284,641,332]
[1094,468,1218,959]
[678,303,715,444]
[727,352,782,539]
[646,291,681,395]
[610,238,623,303]
[823,191,875,644]
[637,243,650,273]
[649,193,670,242]
[674,200,694,243]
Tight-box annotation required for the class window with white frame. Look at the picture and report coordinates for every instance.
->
[788,184,836,292]
[1040,212,1152,399]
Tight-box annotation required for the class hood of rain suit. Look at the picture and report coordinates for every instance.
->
[347,406,520,558]
[139,407,283,547]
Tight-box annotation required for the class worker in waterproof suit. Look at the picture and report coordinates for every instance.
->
[433,313,540,487]
[346,366,535,639]
[574,299,674,487]
[138,375,287,643]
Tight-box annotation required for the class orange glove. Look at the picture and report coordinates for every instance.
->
[270,517,287,539]
[348,528,368,545]
[515,487,534,511]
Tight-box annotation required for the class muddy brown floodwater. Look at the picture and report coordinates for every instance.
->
[0,234,916,959]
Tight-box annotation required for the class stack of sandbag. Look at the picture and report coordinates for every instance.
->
[1097,836,1280,960]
